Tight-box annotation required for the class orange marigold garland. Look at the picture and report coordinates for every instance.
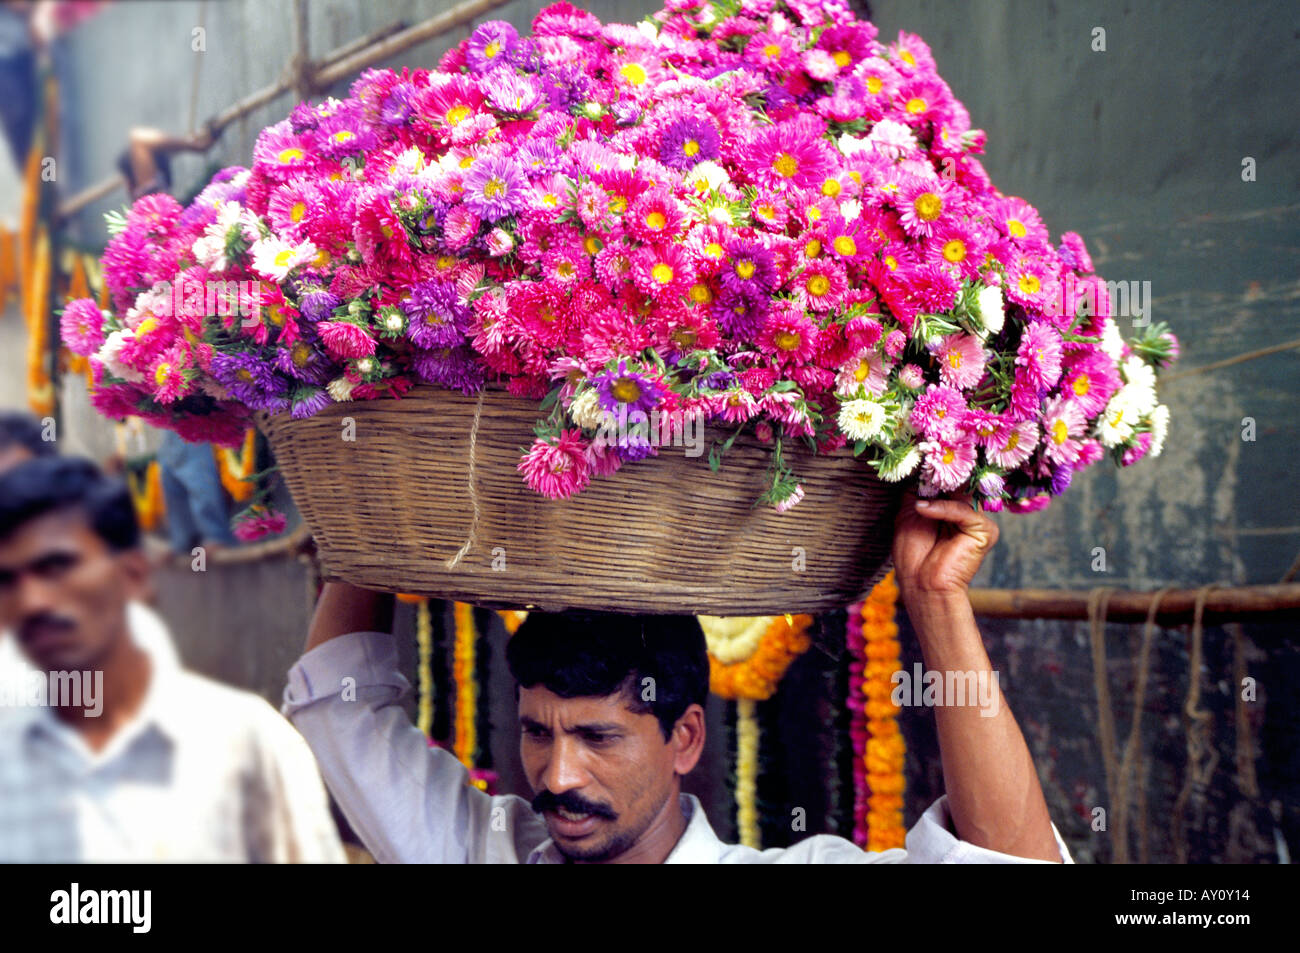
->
[847,571,906,852]
[215,428,258,502]
[126,460,165,533]
[702,613,813,702]
[452,601,478,770]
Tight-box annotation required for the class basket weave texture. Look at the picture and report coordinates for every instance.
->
[257,386,900,616]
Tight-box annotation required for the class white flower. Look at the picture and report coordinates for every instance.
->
[96,330,145,384]
[251,236,316,282]
[707,205,734,227]
[327,377,356,402]
[1148,404,1170,458]
[837,133,869,156]
[698,616,767,664]
[878,445,922,482]
[973,284,1005,336]
[1121,355,1158,416]
[865,119,917,158]
[838,198,862,221]
[568,389,605,430]
[684,160,730,194]
[1100,317,1125,362]
[1096,390,1138,447]
[838,399,887,441]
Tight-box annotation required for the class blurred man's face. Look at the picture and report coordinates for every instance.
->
[0,509,147,672]
[519,686,682,862]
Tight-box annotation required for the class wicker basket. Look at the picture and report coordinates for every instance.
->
[256,386,900,616]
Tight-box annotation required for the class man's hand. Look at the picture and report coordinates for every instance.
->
[891,491,998,602]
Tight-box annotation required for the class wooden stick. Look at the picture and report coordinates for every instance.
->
[968,583,1300,624]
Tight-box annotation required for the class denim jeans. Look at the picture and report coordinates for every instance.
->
[157,431,237,554]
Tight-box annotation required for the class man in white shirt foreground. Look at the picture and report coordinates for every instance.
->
[0,455,344,862]
[285,491,1073,864]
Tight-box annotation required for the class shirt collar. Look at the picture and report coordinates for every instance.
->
[526,793,725,864]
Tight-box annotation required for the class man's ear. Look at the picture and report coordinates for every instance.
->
[115,548,152,604]
[671,703,706,776]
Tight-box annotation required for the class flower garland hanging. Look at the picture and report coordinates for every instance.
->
[215,428,258,503]
[701,613,813,702]
[25,229,54,418]
[847,571,906,852]
[452,601,478,769]
[126,460,165,533]
[497,609,528,635]
[416,597,434,739]
[736,698,760,849]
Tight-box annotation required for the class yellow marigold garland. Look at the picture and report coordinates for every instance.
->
[736,698,760,849]
[126,460,165,533]
[497,609,528,635]
[416,598,434,739]
[215,429,258,502]
[850,571,907,852]
[452,601,478,769]
[702,613,813,702]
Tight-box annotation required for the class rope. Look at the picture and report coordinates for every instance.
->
[1112,586,1173,864]
[1230,621,1259,801]
[444,390,485,570]
[1162,336,1300,383]
[1171,583,1223,864]
[1087,586,1120,829]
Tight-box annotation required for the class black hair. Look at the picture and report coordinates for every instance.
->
[0,411,55,458]
[0,456,139,552]
[506,611,709,741]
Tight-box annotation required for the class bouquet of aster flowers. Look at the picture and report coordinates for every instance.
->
[62,0,1178,518]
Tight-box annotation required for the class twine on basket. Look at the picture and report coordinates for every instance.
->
[445,390,485,571]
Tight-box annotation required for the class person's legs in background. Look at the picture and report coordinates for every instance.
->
[157,430,237,554]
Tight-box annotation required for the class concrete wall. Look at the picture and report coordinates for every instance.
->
[4,0,1296,862]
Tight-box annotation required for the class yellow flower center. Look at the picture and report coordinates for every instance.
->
[763,43,781,58]
[822,178,841,197]
[773,153,798,178]
[459,156,475,169]
[645,211,666,230]
[735,259,755,279]
[652,263,674,284]
[1072,374,1091,396]
[942,447,955,464]
[900,49,916,67]
[483,177,505,198]
[906,97,927,115]
[1019,273,1041,295]
[274,249,294,267]
[806,274,831,296]
[704,242,725,259]
[436,255,457,270]
[331,130,355,144]
[136,317,158,337]
[947,352,962,369]
[584,235,604,255]
[833,50,851,68]
[277,147,304,163]
[268,305,285,326]
[689,283,713,304]
[805,239,822,259]
[292,342,311,367]
[1007,218,1026,238]
[290,201,307,222]
[833,235,857,256]
[853,359,871,382]
[866,75,883,94]
[884,254,898,271]
[942,239,966,262]
[556,261,574,279]
[609,195,627,214]
[485,40,501,59]
[154,363,172,386]
[619,63,647,86]
[914,192,943,221]
[671,328,697,347]
[236,368,254,384]
[610,378,642,403]
[683,139,700,157]
[757,203,775,218]
[774,330,802,351]
[447,105,470,126]
[1052,419,1069,445]
[1005,432,1020,451]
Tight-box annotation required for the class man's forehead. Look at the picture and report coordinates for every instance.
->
[0,508,103,564]
[518,685,646,724]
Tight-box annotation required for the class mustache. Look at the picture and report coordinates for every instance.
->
[17,612,76,643]
[531,788,617,820]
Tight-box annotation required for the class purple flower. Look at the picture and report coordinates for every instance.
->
[505,36,542,72]
[465,20,518,74]
[297,286,341,323]
[314,105,376,160]
[380,83,415,126]
[702,371,735,390]
[515,139,563,176]
[711,292,768,341]
[275,339,332,385]
[210,351,291,411]
[659,116,721,171]
[291,387,333,419]
[462,155,527,221]
[719,239,778,297]
[1049,462,1073,495]
[591,359,666,415]
[411,347,484,394]
[402,281,468,349]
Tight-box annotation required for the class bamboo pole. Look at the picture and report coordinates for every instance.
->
[967,582,1300,624]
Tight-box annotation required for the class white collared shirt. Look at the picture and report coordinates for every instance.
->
[282,631,1074,864]
[0,603,345,863]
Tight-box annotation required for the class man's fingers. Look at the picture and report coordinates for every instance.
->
[915,498,998,545]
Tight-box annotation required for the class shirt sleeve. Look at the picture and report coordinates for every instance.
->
[281,631,497,864]
[903,795,1075,864]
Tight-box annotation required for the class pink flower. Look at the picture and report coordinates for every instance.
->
[1040,395,1086,466]
[984,419,1039,470]
[931,333,986,391]
[773,482,805,513]
[60,298,106,356]
[318,320,376,359]
[919,436,977,492]
[518,429,591,499]
[1015,321,1063,390]
[233,507,288,541]
[1121,431,1153,467]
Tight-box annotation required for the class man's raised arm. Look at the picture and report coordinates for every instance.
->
[891,492,1063,863]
